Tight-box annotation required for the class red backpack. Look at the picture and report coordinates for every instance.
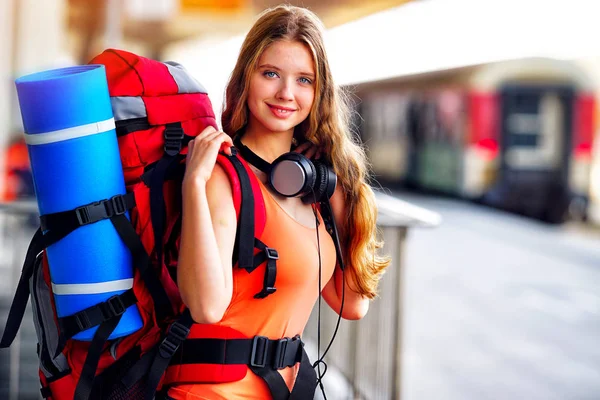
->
[1,49,331,400]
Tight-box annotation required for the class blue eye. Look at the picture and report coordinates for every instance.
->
[299,77,312,85]
[263,71,278,78]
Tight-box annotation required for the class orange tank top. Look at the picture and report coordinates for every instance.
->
[168,178,337,400]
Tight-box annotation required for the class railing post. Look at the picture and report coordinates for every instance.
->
[392,226,408,400]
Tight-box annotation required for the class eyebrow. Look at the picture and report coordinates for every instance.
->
[258,64,315,78]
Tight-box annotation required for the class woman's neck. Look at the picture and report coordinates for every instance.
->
[241,126,293,163]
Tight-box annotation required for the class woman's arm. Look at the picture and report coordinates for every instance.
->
[321,184,370,320]
[177,127,237,324]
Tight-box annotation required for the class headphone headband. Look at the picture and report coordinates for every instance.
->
[232,135,336,204]
[233,136,272,174]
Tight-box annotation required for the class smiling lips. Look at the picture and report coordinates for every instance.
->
[267,103,296,119]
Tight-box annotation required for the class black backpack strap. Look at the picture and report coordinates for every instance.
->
[73,311,126,400]
[58,289,136,341]
[144,309,194,400]
[110,213,173,318]
[224,154,278,299]
[288,348,318,400]
[249,346,317,400]
[149,122,188,321]
[226,154,256,271]
[249,365,291,399]
[252,240,278,299]
[0,225,71,348]
[39,194,174,336]
[151,123,183,268]
[39,193,135,233]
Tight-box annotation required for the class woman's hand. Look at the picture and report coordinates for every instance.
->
[184,126,233,187]
[293,140,322,160]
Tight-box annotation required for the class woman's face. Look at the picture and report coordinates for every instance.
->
[246,40,316,137]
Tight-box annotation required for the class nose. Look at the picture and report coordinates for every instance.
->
[275,79,294,102]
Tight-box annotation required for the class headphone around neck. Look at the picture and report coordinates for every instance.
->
[233,135,337,205]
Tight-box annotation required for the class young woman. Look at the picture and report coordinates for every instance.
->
[169,4,390,399]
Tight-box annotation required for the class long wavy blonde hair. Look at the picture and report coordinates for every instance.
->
[222,5,390,298]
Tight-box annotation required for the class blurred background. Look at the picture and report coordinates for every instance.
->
[1,0,600,399]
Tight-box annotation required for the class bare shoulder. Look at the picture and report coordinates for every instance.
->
[205,162,235,216]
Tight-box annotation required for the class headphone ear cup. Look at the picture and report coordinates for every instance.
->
[270,152,316,198]
[302,161,330,204]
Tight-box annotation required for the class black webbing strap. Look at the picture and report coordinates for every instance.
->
[58,289,136,341]
[150,122,184,319]
[141,160,186,187]
[115,117,152,137]
[289,348,318,400]
[253,240,278,299]
[170,334,303,369]
[39,193,135,233]
[144,309,194,400]
[73,312,124,400]
[248,343,317,400]
[110,214,173,320]
[119,345,157,390]
[1,226,70,348]
[224,153,278,298]
[227,154,256,270]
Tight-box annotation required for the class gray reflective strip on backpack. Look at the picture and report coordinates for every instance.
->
[111,96,147,122]
[30,257,69,378]
[164,61,208,94]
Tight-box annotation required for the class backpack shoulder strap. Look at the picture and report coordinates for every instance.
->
[216,152,266,269]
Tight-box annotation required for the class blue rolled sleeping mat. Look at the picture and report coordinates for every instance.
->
[14,65,142,340]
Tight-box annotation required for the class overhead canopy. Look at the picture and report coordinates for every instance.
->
[165,0,600,117]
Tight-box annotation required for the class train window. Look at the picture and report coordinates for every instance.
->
[509,133,538,147]
[505,92,564,170]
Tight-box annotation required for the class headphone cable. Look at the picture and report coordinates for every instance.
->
[310,192,347,399]
[315,199,346,363]
[311,190,328,400]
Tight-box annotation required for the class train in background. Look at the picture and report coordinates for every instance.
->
[351,58,597,223]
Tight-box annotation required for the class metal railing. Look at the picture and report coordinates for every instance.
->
[305,191,441,400]
[0,200,39,400]
[0,193,441,400]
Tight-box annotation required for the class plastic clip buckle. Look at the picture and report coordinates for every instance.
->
[75,201,107,226]
[74,312,92,332]
[108,195,128,216]
[253,286,277,299]
[250,336,269,368]
[102,295,127,319]
[264,247,279,260]
[158,321,190,359]
[164,125,185,156]
[273,338,289,370]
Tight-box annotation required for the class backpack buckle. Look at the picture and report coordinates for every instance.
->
[250,336,269,368]
[264,247,279,260]
[107,195,127,216]
[158,321,190,359]
[273,338,289,370]
[74,311,92,332]
[101,295,127,319]
[164,124,185,156]
[253,286,277,299]
[75,201,108,226]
